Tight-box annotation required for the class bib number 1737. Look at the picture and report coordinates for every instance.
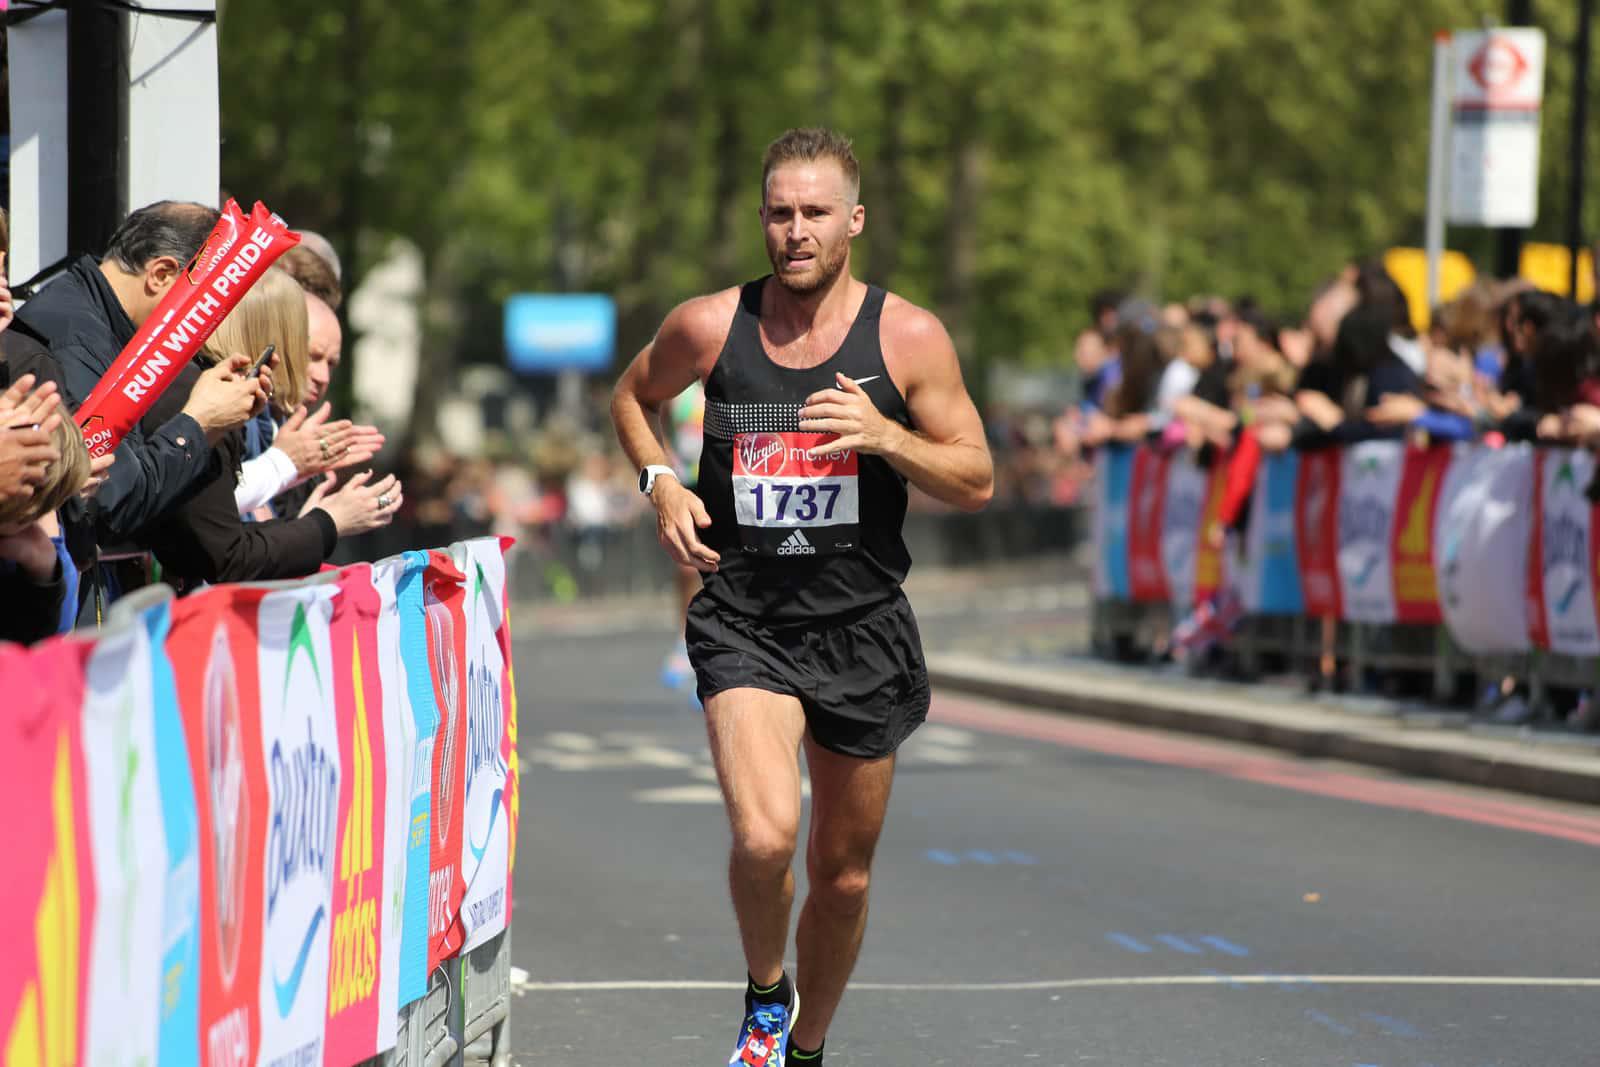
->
[748,481,843,522]
[732,431,860,554]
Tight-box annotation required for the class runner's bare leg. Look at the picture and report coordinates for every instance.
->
[705,688,808,986]
[791,736,896,1049]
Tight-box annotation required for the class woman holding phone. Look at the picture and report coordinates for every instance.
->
[129,264,402,592]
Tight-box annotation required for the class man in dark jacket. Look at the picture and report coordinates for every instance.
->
[16,201,266,546]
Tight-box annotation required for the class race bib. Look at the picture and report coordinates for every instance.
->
[732,432,859,556]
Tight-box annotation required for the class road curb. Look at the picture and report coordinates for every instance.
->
[926,656,1600,808]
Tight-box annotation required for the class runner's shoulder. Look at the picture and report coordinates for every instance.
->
[660,287,744,357]
[879,292,958,381]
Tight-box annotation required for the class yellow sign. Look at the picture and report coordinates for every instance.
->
[1383,248,1479,333]
[1519,243,1596,303]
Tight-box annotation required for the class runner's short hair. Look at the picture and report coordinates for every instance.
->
[762,128,860,204]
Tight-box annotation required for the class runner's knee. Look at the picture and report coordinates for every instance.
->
[807,860,871,915]
[731,821,798,877]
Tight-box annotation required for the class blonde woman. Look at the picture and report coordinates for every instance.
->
[222,267,382,518]
[126,266,403,593]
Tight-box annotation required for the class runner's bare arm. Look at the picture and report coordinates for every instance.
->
[611,293,734,572]
[799,303,993,511]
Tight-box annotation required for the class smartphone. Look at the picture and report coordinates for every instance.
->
[250,344,276,376]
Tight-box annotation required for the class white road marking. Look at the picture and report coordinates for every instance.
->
[632,785,725,804]
[544,732,599,751]
[919,725,976,747]
[512,975,1600,993]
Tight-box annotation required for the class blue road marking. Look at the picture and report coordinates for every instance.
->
[1156,935,1202,955]
[925,849,960,865]
[1360,1012,1423,1039]
[1106,932,1151,953]
[967,850,999,865]
[1199,935,1250,957]
[1304,1009,1354,1037]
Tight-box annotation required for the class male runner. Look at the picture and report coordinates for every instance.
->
[611,127,993,1066]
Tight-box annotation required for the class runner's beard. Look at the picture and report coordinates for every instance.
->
[769,237,848,295]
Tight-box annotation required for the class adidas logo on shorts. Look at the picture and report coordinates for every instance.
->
[776,529,817,556]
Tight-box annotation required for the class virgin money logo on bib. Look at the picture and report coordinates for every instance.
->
[738,433,788,476]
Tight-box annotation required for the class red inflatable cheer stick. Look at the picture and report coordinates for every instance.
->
[75,200,301,457]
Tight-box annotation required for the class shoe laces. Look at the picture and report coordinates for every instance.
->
[751,1001,789,1037]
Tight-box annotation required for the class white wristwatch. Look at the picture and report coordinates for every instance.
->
[638,464,678,496]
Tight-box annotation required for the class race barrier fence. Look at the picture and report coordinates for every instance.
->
[1091,440,1600,708]
[0,536,519,1067]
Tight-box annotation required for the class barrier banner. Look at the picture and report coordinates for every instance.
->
[0,642,94,1067]
[1160,450,1207,611]
[368,559,418,1042]
[1240,450,1303,616]
[1091,446,1133,599]
[169,590,269,1067]
[1127,448,1171,603]
[256,586,340,1067]
[1391,446,1453,625]
[141,598,203,1067]
[455,539,512,953]
[423,551,469,968]
[1192,455,1230,606]
[324,567,388,1065]
[1337,441,1404,624]
[1436,447,1531,652]
[1295,447,1343,619]
[79,608,169,1067]
[385,553,437,1009]
[499,545,521,921]
[1528,449,1600,654]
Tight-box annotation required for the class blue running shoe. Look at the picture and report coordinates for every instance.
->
[729,986,799,1066]
[660,640,694,691]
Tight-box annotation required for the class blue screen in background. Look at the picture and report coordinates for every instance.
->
[504,293,617,373]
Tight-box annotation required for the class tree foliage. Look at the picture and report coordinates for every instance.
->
[218,0,1593,422]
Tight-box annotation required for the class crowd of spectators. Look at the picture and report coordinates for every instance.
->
[0,200,401,641]
[1068,260,1600,727]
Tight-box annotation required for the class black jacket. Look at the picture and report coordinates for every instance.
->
[135,359,337,590]
[16,256,215,545]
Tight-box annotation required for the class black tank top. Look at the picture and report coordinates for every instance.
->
[696,278,912,623]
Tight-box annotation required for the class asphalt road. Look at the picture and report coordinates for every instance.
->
[503,609,1600,1067]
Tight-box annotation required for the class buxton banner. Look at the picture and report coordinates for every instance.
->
[255,586,340,1067]
[455,540,513,953]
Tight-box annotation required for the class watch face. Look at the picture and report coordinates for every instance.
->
[639,469,650,493]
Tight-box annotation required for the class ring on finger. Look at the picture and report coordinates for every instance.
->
[318,437,330,459]
[376,493,392,510]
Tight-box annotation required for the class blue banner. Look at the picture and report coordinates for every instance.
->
[149,601,201,1067]
[505,293,617,373]
[1253,451,1304,615]
[1099,446,1134,600]
[393,552,438,1007]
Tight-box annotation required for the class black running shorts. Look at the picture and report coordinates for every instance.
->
[685,590,931,760]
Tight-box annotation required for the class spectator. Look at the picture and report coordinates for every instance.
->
[1075,288,1123,411]
[0,375,90,642]
[230,267,382,519]
[14,201,270,555]
[127,258,403,593]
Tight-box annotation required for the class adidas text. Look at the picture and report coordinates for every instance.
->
[777,530,817,556]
